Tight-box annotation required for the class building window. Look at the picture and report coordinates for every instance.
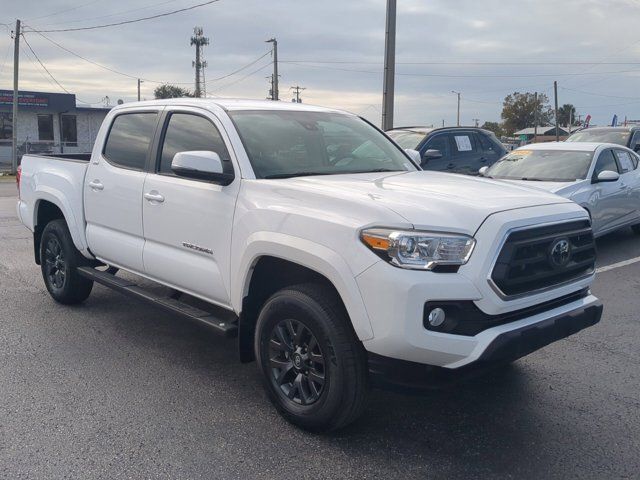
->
[61,115,77,147]
[0,113,12,142]
[37,114,54,141]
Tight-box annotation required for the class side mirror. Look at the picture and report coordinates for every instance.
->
[404,148,421,163]
[593,170,620,183]
[478,166,489,176]
[633,144,640,153]
[424,149,443,160]
[171,151,234,185]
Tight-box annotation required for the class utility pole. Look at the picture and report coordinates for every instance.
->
[554,81,559,142]
[452,91,461,126]
[137,79,143,101]
[533,92,538,143]
[266,38,279,100]
[381,0,396,131]
[191,27,209,98]
[11,19,20,175]
[290,85,305,103]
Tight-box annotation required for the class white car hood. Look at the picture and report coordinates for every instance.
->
[272,171,574,234]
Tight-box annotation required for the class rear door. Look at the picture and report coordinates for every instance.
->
[141,107,240,306]
[449,131,482,174]
[84,110,161,273]
[613,149,640,223]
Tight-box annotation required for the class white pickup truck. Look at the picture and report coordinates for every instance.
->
[17,99,602,431]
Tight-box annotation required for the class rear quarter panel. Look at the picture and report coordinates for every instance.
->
[18,155,91,256]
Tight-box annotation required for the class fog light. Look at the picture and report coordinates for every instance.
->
[427,307,446,327]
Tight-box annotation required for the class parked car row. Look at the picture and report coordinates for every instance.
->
[386,124,640,239]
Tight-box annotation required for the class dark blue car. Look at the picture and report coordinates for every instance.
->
[387,126,507,175]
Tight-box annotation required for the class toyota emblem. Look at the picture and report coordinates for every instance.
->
[549,238,571,268]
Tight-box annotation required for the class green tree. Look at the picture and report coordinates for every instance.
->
[481,121,504,138]
[154,84,194,99]
[501,92,552,135]
[557,104,577,126]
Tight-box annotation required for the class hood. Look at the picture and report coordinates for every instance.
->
[269,171,573,234]
[492,178,581,196]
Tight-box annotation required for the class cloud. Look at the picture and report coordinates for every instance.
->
[2,0,640,126]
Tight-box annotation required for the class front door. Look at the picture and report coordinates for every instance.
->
[84,110,160,273]
[142,108,240,306]
[590,149,623,233]
[420,133,452,171]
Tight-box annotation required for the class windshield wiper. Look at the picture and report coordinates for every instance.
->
[520,177,544,181]
[263,168,400,179]
[263,171,335,179]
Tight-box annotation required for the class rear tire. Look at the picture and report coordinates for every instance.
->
[255,283,368,432]
[40,219,93,305]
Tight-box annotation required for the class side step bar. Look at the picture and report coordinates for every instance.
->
[78,267,238,337]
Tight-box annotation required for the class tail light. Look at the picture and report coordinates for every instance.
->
[16,165,21,198]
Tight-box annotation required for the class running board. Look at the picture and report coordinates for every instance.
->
[78,267,238,337]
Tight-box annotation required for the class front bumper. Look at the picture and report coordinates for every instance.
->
[368,297,602,390]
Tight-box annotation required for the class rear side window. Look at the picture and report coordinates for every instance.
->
[476,133,500,154]
[158,113,232,175]
[614,150,635,173]
[103,113,158,170]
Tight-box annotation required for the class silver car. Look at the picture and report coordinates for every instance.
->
[480,142,640,237]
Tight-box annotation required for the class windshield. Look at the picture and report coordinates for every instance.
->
[486,149,594,181]
[386,130,427,149]
[566,129,630,145]
[229,110,417,178]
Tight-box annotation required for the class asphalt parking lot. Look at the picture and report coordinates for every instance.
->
[0,180,639,479]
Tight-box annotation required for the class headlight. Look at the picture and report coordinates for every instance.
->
[360,228,475,270]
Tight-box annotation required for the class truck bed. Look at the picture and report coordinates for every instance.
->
[22,153,92,163]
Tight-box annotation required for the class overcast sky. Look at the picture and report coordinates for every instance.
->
[2,0,640,127]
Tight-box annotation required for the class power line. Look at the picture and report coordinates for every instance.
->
[25,28,271,87]
[212,61,272,93]
[282,59,640,66]
[282,61,640,78]
[21,33,101,104]
[28,0,179,28]
[25,0,221,33]
[26,0,104,22]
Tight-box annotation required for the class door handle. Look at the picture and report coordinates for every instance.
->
[88,180,104,191]
[446,163,455,169]
[144,192,165,203]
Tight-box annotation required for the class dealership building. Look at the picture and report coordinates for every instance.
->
[0,89,112,168]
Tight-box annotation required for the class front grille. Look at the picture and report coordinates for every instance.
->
[491,220,596,297]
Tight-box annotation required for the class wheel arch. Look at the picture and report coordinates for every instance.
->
[234,235,375,363]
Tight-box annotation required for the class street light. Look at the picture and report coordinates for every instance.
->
[452,91,461,126]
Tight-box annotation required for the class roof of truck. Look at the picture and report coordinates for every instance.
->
[114,98,351,114]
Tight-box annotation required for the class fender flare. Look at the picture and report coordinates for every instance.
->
[233,231,375,341]
[33,187,90,257]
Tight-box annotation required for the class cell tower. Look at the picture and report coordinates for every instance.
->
[191,27,209,98]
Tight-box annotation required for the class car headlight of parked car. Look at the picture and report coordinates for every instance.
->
[360,228,475,270]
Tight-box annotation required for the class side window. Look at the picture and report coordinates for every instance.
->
[104,113,158,170]
[630,131,640,152]
[476,133,499,154]
[593,149,619,178]
[158,113,232,176]
[614,150,635,173]
[451,133,477,156]
[424,134,450,158]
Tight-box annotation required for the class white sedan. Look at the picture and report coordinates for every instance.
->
[480,142,640,237]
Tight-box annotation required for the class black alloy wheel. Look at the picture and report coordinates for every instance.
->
[44,235,67,291]
[269,319,326,405]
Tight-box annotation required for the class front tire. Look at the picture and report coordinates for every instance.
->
[40,219,93,305]
[255,283,368,432]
